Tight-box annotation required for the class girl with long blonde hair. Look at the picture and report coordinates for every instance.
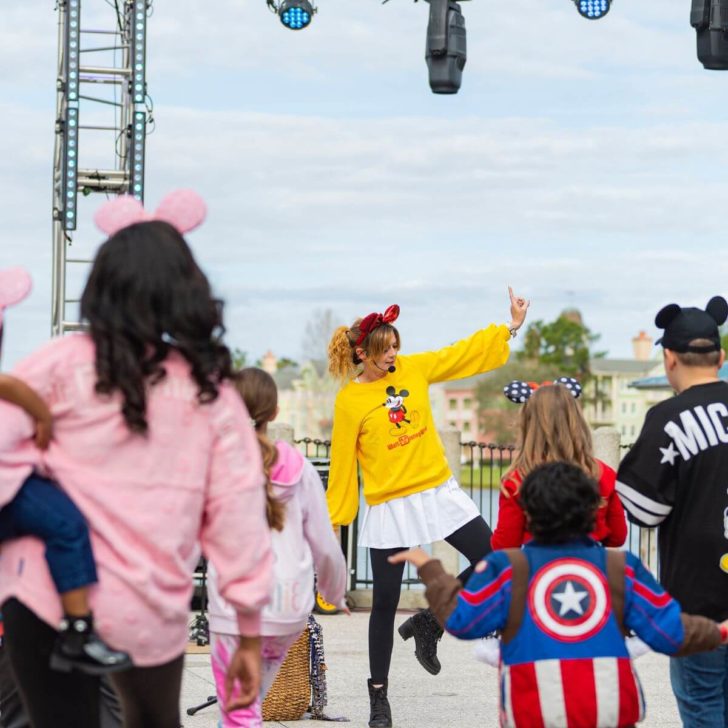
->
[491,379,627,550]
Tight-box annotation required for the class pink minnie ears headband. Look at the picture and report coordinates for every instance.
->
[503,377,582,404]
[355,305,400,347]
[0,268,32,329]
[94,189,207,237]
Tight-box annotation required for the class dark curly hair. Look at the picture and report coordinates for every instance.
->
[519,462,600,544]
[80,220,232,434]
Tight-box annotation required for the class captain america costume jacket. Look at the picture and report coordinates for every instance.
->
[418,538,722,728]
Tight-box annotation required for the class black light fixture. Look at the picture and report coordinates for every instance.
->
[267,0,317,30]
[573,0,611,20]
[425,0,467,94]
[691,0,728,69]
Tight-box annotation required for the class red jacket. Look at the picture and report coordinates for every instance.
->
[491,459,628,550]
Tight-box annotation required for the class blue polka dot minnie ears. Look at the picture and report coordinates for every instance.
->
[503,377,582,404]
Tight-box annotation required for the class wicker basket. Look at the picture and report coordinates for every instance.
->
[261,628,311,722]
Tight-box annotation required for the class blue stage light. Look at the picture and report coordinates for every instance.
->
[575,0,611,20]
[278,0,315,30]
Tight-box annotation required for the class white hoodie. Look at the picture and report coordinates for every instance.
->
[207,441,347,637]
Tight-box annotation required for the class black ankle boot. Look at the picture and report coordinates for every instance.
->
[398,609,444,675]
[367,678,392,728]
[50,615,133,676]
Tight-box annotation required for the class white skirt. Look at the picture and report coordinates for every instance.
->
[358,477,481,549]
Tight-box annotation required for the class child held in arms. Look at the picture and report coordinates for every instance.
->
[0,268,130,675]
[391,461,728,728]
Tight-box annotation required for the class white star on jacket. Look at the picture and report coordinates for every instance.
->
[660,442,680,466]
[552,581,589,617]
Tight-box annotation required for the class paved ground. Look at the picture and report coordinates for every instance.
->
[180,610,683,728]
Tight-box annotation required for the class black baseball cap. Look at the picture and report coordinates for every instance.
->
[655,296,728,353]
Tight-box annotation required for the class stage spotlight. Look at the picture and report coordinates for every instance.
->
[278,0,316,30]
[425,0,467,94]
[691,0,728,70]
[574,0,611,20]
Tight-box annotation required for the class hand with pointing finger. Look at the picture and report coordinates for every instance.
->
[508,286,530,333]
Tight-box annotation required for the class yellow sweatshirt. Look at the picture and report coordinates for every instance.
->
[327,325,511,527]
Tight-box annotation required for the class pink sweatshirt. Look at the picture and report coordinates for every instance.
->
[0,334,273,666]
[208,441,347,637]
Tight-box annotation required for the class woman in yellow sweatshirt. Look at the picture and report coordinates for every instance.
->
[326,289,529,728]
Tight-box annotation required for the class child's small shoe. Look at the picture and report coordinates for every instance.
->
[50,615,132,675]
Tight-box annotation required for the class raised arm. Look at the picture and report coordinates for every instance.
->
[404,287,529,384]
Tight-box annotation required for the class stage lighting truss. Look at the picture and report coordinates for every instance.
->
[574,0,611,20]
[267,0,317,30]
[52,0,151,336]
[60,0,81,231]
[129,0,148,201]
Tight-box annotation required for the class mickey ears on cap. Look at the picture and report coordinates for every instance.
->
[655,303,681,330]
[706,296,728,326]
[503,377,582,404]
[94,189,207,237]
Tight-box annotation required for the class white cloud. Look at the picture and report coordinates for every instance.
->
[1,0,726,370]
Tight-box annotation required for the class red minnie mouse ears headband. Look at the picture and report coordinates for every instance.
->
[354,304,400,347]
[504,377,582,404]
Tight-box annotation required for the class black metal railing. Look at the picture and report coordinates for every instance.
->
[301,437,659,592]
[295,438,331,458]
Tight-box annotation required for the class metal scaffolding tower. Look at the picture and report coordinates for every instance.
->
[51,0,149,335]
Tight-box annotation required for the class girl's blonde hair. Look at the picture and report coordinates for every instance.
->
[327,319,400,381]
[233,368,285,531]
[504,383,599,494]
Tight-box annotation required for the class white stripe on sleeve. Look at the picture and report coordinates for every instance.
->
[616,481,672,526]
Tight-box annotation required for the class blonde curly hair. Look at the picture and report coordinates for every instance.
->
[327,319,401,382]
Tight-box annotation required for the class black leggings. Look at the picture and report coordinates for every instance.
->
[368,515,492,683]
[2,599,183,728]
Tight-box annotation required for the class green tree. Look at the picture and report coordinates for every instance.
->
[518,309,603,378]
[476,309,606,443]
[231,348,248,370]
[276,357,298,371]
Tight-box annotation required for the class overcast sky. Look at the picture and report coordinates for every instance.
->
[1,1,726,368]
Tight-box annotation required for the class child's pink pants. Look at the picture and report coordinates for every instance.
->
[210,631,302,728]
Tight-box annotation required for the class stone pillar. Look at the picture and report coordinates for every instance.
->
[431,428,462,575]
[592,426,620,470]
[268,422,294,445]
